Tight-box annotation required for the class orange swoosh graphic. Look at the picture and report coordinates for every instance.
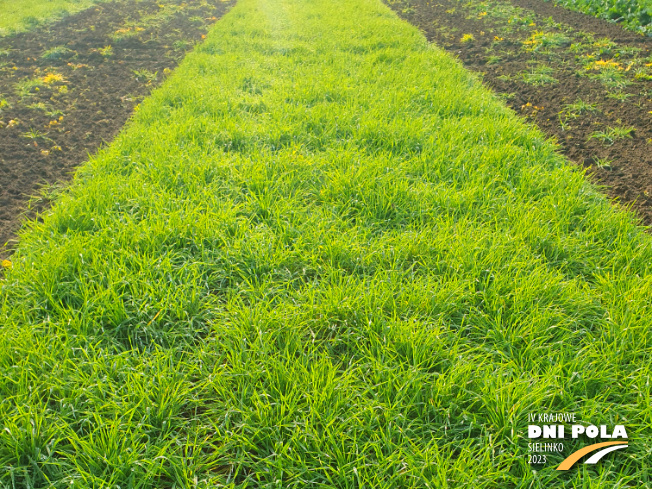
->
[556,441,628,470]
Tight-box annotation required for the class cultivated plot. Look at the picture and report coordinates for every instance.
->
[0,0,235,258]
[0,0,99,35]
[386,0,652,225]
[0,0,651,487]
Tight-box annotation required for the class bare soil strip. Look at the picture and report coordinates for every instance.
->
[385,0,652,226]
[0,0,235,259]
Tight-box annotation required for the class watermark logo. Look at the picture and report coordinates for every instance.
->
[527,413,628,470]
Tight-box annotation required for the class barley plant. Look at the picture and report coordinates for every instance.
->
[0,0,650,487]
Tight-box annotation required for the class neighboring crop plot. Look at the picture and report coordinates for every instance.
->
[548,0,652,36]
[0,0,235,258]
[386,0,652,225]
[0,0,99,35]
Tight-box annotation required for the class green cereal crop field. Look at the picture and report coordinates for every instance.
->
[0,0,650,486]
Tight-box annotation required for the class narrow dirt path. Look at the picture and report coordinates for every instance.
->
[385,0,652,226]
[0,0,235,259]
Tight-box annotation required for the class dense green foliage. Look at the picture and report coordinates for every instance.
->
[551,0,652,35]
[1,0,651,486]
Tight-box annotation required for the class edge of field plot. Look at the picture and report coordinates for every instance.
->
[0,0,236,260]
[1,0,650,486]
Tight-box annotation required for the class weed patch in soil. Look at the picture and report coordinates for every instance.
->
[0,0,235,259]
[386,0,652,226]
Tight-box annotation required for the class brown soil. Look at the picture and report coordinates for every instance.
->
[385,0,652,226]
[0,0,235,259]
